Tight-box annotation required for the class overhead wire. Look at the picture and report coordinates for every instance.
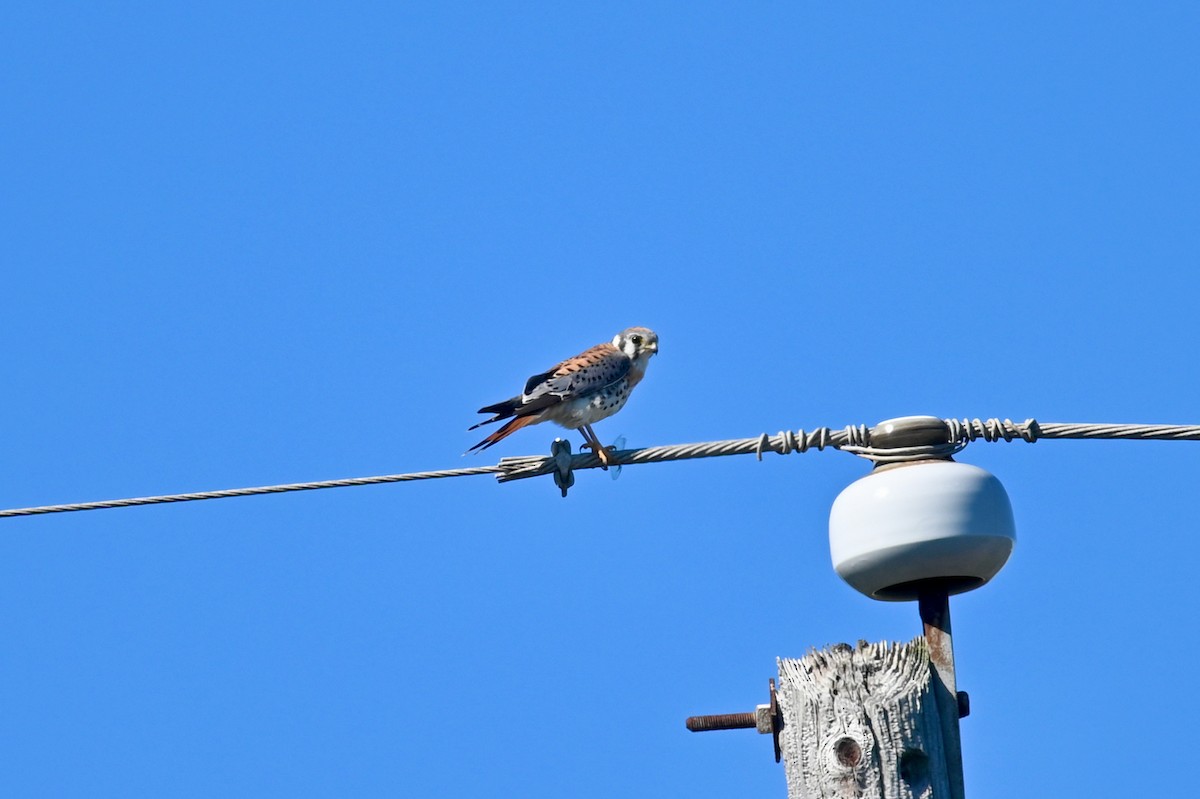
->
[2,419,1198,518]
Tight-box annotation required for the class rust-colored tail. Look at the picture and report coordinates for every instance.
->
[466,414,539,454]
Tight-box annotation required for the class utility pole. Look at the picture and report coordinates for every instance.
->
[775,637,956,798]
[686,417,1014,798]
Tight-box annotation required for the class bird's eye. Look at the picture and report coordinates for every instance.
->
[631,335,643,345]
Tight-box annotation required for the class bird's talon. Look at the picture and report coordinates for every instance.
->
[579,440,608,469]
[596,447,619,469]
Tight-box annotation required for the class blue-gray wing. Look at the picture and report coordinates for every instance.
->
[522,343,631,405]
[470,342,631,432]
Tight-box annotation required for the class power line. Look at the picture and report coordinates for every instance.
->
[2,419,1198,518]
[0,466,503,518]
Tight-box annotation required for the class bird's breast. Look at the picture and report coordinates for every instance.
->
[546,379,633,428]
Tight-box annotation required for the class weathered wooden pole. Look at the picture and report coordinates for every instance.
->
[775,639,953,798]
[686,417,1016,798]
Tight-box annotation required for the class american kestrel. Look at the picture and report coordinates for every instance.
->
[467,327,660,467]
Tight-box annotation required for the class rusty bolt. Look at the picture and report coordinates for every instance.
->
[685,712,757,732]
[686,679,783,763]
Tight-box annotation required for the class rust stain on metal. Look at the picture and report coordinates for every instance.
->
[685,680,782,762]
[685,712,757,732]
[917,590,966,799]
[919,591,957,694]
[925,622,954,682]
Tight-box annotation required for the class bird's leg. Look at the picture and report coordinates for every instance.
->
[587,424,622,465]
[577,426,602,465]
[581,424,617,469]
[575,427,600,469]
[577,425,613,470]
[577,424,595,449]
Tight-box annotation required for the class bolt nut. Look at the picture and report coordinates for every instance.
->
[754,704,774,734]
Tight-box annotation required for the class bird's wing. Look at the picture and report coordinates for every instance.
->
[521,343,631,406]
[468,342,631,435]
[466,343,631,453]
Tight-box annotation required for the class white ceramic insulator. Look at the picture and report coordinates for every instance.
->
[829,461,1016,601]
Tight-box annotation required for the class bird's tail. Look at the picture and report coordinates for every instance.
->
[465,414,539,454]
[467,397,521,432]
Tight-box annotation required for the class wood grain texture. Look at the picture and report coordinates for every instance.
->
[777,639,953,799]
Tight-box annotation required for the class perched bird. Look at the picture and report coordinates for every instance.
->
[467,327,660,467]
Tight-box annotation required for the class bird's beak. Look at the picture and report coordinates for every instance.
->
[647,342,658,353]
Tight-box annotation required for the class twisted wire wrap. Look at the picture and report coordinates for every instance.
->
[947,418,1041,443]
[840,441,967,463]
[755,428,835,460]
[5,419,1200,516]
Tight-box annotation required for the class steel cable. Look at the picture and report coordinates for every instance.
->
[3,419,1198,517]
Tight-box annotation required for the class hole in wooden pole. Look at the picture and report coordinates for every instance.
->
[899,748,929,785]
[834,737,862,768]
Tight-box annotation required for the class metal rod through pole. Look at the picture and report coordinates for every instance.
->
[919,591,966,799]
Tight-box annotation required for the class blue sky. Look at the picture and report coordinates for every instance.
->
[3,3,1199,796]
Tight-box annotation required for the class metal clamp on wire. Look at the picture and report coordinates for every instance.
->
[550,438,575,498]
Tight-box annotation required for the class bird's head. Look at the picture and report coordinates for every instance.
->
[614,327,659,362]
